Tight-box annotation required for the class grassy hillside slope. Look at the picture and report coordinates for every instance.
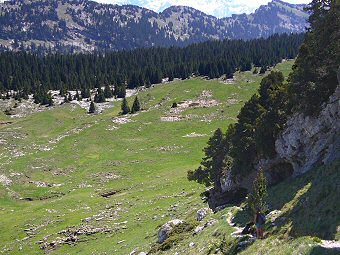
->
[154,160,339,255]
[0,61,303,255]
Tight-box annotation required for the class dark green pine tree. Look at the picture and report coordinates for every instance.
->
[114,84,126,98]
[104,84,113,98]
[0,33,304,99]
[130,96,141,114]
[47,92,53,107]
[248,168,268,214]
[121,97,130,115]
[81,88,90,99]
[59,86,66,97]
[94,88,105,103]
[67,92,72,102]
[74,90,80,101]
[64,95,69,103]
[88,101,95,114]
[288,0,340,115]
[188,128,227,192]
[259,66,267,74]
[128,73,139,89]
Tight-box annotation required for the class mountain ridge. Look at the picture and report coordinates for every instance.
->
[0,0,309,53]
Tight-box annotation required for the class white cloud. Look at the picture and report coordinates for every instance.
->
[95,0,311,17]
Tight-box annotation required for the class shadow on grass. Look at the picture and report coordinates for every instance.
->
[309,246,340,255]
[233,160,340,240]
[273,160,340,240]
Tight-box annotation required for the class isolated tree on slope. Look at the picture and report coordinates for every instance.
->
[248,169,268,214]
[121,97,130,115]
[188,128,227,192]
[67,92,72,102]
[88,101,95,114]
[104,84,113,98]
[46,92,54,106]
[131,96,140,114]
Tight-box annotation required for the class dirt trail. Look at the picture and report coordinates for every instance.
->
[226,208,244,237]
[320,240,340,251]
[227,208,340,251]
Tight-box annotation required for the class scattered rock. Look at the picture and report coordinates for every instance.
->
[266,210,282,223]
[91,171,120,182]
[160,115,184,122]
[189,242,195,247]
[182,132,207,138]
[0,174,12,186]
[162,90,219,122]
[82,206,123,222]
[226,99,239,105]
[112,116,133,124]
[194,225,205,234]
[157,145,183,152]
[197,208,211,221]
[28,180,52,187]
[100,190,120,198]
[39,225,112,251]
[158,219,183,243]
[49,123,93,144]
[237,237,256,251]
[193,219,217,235]
[0,121,13,125]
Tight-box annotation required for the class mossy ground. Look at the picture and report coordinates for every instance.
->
[3,61,333,255]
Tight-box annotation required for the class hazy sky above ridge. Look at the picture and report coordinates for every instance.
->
[95,0,311,17]
[0,0,311,18]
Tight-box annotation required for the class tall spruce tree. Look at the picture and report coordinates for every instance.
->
[121,97,130,115]
[67,92,72,102]
[94,88,105,103]
[88,101,95,114]
[104,84,113,98]
[47,92,53,107]
[248,169,268,214]
[131,96,140,113]
[188,128,227,192]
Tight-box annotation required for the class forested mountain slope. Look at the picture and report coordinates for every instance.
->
[0,33,304,103]
[0,0,308,53]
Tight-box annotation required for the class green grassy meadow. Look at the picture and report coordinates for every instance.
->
[2,60,330,255]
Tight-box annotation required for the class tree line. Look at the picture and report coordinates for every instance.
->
[0,33,304,103]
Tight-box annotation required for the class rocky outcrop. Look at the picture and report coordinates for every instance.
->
[275,85,340,176]
[212,78,340,209]
[157,219,183,243]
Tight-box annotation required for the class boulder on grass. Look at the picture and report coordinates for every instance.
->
[197,208,211,221]
[157,219,183,243]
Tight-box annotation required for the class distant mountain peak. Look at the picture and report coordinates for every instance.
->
[0,0,309,53]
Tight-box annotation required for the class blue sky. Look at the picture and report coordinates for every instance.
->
[95,0,311,17]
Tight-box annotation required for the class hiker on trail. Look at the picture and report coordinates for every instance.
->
[254,209,265,239]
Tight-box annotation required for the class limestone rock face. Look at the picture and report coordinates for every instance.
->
[157,219,183,243]
[275,85,340,175]
[213,81,340,209]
